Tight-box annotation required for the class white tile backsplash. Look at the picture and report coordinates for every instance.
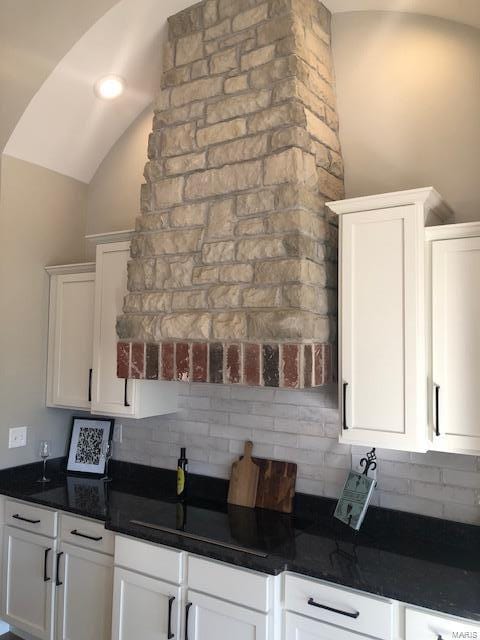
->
[114,382,480,525]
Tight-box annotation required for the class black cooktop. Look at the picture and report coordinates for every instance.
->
[116,493,312,558]
[29,475,311,558]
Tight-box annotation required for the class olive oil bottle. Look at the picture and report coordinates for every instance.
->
[176,447,188,499]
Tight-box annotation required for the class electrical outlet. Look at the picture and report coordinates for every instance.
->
[9,426,27,448]
[113,423,123,443]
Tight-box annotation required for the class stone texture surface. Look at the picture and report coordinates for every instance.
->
[118,0,344,387]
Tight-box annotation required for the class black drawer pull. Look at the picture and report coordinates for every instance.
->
[71,529,103,542]
[88,368,93,403]
[167,596,175,639]
[342,382,349,430]
[56,552,64,586]
[308,597,360,619]
[185,602,192,640]
[434,384,440,436]
[124,378,130,407]
[12,513,41,524]
[44,548,51,582]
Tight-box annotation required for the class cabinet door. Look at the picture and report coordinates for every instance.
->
[91,241,137,417]
[47,272,95,410]
[2,526,55,640]
[285,612,366,640]
[186,590,269,640]
[406,607,480,640]
[112,567,181,640]
[56,542,113,640]
[431,236,480,453]
[340,205,426,450]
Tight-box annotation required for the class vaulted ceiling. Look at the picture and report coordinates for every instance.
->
[2,0,480,183]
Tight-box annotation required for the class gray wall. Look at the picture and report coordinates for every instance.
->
[113,384,480,525]
[333,12,480,222]
[0,156,87,466]
[85,106,151,258]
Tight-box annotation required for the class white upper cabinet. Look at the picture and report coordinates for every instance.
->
[90,233,177,419]
[328,188,452,452]
[427,223,480,454]
[46,264,95,410]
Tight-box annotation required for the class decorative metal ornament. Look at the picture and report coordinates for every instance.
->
[360,447,377,477]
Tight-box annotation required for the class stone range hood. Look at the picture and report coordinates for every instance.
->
[116,0,344,388]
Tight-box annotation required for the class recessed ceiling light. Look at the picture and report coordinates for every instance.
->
[94,75,125,100]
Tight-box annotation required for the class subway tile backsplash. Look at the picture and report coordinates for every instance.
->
[114,383,480,525]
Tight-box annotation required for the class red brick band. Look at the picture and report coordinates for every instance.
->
[117,341,334,389]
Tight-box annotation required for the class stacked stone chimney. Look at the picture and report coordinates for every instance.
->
[117,0,344,388]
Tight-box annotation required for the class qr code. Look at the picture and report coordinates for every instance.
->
[75,426,103,465]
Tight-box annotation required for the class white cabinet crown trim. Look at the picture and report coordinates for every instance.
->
[426,220,480,240]
[45,262,95,276]
[85,229,134,245]
[327,186,453,221]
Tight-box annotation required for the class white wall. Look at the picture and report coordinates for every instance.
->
[332,11,480,222]
[0,155,87,467]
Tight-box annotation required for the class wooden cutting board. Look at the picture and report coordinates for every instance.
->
[253,458,297,513]
[227,441,260,508]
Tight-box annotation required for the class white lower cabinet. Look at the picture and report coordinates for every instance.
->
[186,590,269,640]
[1,504,113,640]
[2,526,55,640]
[3,508,480,640]
[406,606,480,640]
[56,541,113,640]
[111,567,181,640]
[285,612,365,640]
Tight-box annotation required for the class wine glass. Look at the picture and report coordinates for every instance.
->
[101,440,113,482]
[37,440,51,483]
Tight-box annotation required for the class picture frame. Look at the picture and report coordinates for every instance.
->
[67,416,114,475]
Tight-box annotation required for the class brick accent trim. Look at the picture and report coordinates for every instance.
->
[118,341,334,388]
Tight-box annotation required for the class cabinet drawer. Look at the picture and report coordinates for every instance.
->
[5,499,57,538]
[284,574,394,639]
[114,535,184,584]
[188,555,271,612]
[406,606,480,639]
[285,611,369,640]
[60,513,113,555]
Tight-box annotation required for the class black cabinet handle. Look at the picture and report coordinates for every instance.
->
[434,384,440,436]
[167,596,175,639]
[88,368,93,403]
[55,552,63,586]
[12,513,41,524]
[184,602,192,640]
[43,548,51,582]
[342,382,349,430]
[124,378,130,407]
[70,529,103,542]
[308,597,359,619]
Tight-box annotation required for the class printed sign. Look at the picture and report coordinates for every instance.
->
[334,471,376,531]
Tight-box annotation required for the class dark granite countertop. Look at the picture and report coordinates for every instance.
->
[0,459,479,621]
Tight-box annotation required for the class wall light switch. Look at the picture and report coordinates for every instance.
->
[9,426,27,448]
